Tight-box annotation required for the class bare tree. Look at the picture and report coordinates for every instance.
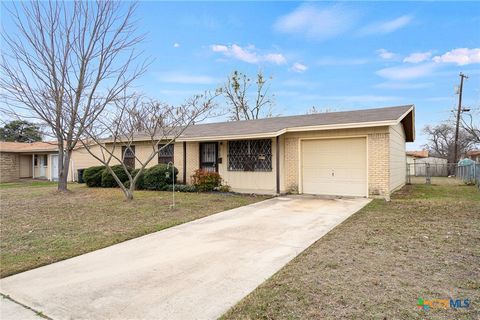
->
[423,123,475,162]
[460,107,480,144]
[305,106,337,114]
[0,1,147,192]
[223,70,275,121]
[81,91,219,201]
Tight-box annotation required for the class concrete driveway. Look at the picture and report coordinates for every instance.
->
[1,195,370,320]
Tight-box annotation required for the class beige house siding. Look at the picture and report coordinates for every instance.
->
[184,142,199,183]
[283,126,391,197]
[69,145,105,181]
[217,139,277,194]
[0,152,20,182]
[70,142,175,181]
[173,142,185,183]
[389,123,406,191]
[19,155,32,178]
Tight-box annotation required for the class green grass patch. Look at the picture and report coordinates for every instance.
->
[0,183,269,277]
[222,184,480,320]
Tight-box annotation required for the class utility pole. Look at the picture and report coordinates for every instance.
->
[453,72,468,164]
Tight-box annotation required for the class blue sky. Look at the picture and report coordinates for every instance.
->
[2,1,480,149]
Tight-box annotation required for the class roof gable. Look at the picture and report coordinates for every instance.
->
[178,105,414,141]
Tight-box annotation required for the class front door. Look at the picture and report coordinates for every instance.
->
[39,155,46,177]
[51,154,59,181]
[200,142,218,172]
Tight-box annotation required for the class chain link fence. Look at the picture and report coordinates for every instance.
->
[407,162,479,188]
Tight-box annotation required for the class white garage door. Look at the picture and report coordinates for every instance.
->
[301,137,367,197]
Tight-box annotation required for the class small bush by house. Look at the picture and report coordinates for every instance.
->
[124,168,145,190]
[83,166,105,187]
[101,165,131,188]
[191,169,222,192]
[169,184,197,192]
[143,164,178,190]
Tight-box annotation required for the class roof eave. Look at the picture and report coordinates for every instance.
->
[176,120,399,142]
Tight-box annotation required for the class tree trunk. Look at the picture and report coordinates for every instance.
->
[57,150,71,192]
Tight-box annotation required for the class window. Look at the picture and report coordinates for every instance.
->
[122,145,135,169]
[158,144,174,164]
[200,142,217,172]
[43,155,48,166]
[228,139,272,172]
[34,155,38,166]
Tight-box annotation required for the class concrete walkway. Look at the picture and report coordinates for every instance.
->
[0,195,370,320]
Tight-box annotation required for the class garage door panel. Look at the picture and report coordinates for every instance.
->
[301,138,367,197]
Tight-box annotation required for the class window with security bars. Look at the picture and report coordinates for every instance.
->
[122,145,135,169]
[158,144,174,164]
[228,139,272,172]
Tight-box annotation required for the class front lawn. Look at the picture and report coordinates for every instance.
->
[0,183,268,278]
[223,183,479,319]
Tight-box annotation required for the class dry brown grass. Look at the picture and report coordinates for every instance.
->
[222,184,480,319]
[0,183,268,278]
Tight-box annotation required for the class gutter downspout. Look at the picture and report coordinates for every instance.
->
[183,142,187,184]
[276,136,280,195]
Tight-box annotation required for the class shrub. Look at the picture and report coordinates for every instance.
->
[83,166,105,187]
[217,184,231,193]
[167,184,197,192]
[143,164,178,190]
[124,168,145,190]
[101,165,131,188]
[191,169,222,192]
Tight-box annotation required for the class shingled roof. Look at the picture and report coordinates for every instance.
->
[0,141,58,153]
[178,105,414,142]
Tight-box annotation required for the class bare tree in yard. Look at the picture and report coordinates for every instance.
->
[223,70,275,121]
[305,106,337,114]
[82,91,219,201]
[0,1,146,192]
[423,123,476,163]
[460,107,480,144]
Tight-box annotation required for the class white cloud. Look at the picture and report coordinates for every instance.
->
[211,44,228,53]
[154,72,219,85]
[433,48,480,65]
[173,43,180,48]
[376,49,396,60]
[210,44,286,65]
[291,62,308,73]
[403,51,432,63]
[376,63,437,80]
[360,15,412,35]
[274,4,358,41]
[264,53,287,65]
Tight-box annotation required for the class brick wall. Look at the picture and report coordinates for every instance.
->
[283,127,392,198]
[0,152,20,182]
[184,142,199,184]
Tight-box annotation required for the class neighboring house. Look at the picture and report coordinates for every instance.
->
[406,150,428,176]
[406,150,448,176]
[466,150,480,162]
[71,105,415,199]
[0,141,59,182]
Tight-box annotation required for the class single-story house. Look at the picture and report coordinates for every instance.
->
[71,105,415,199]
[406,150,448,176]
[466,150,480,163]
[0,141,60,182]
